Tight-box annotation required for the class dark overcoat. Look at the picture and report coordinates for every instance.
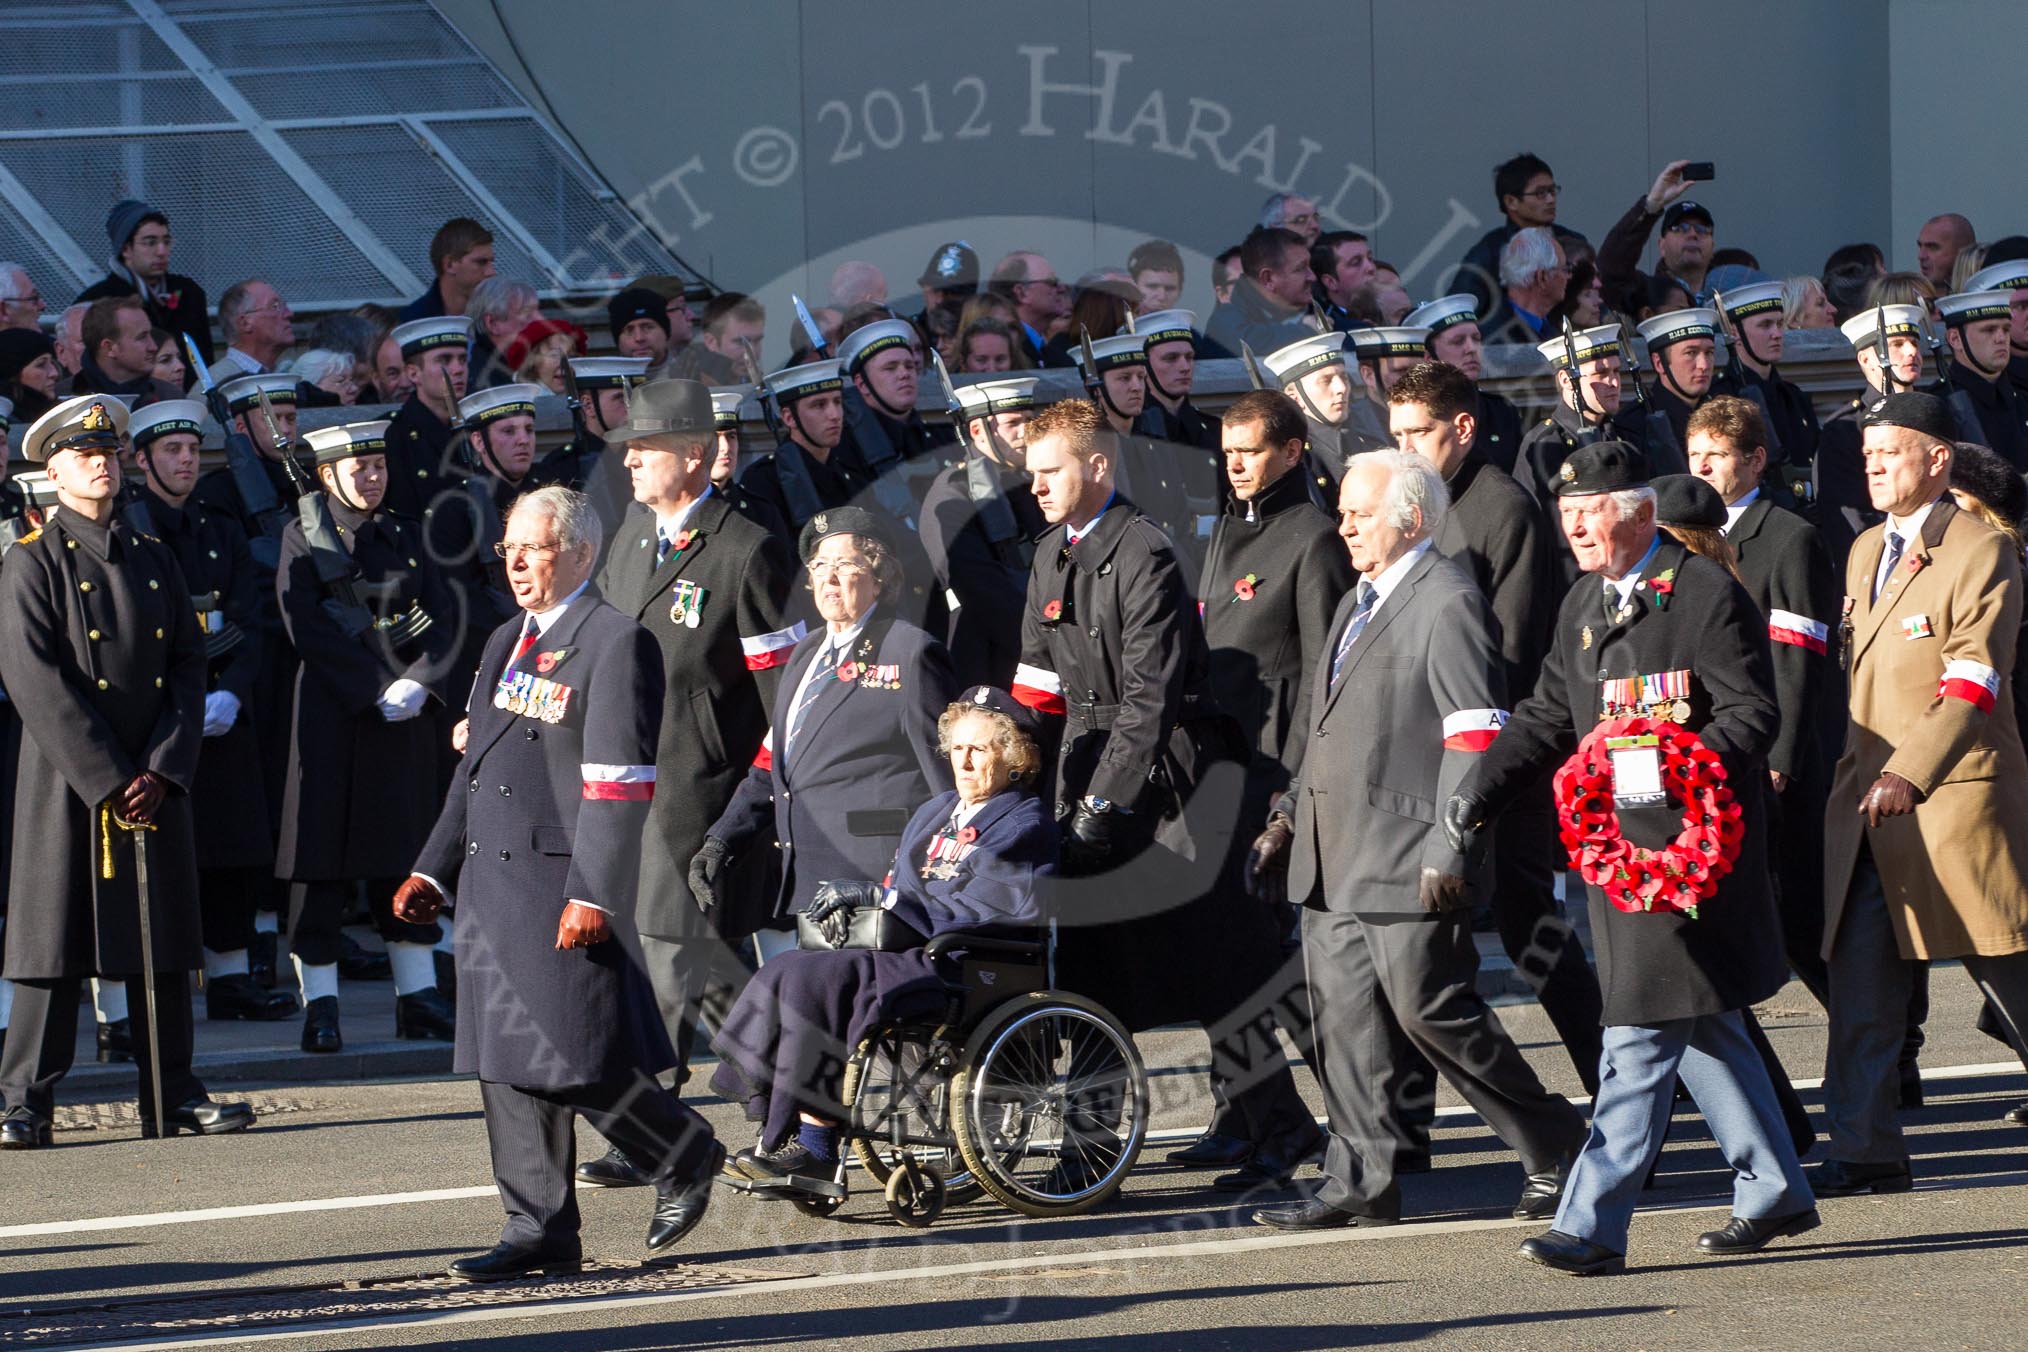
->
[1461,540,1789,1024]
[381,395,460,523]
[412,592,674,1088]
[918,455,1044,688]
[0,507,206,978]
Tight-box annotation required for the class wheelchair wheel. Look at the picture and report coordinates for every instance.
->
[841,1025,983,1205]
[791,1190,848,1220]
[884,1162,947,1228]
[950,992,1147,1218]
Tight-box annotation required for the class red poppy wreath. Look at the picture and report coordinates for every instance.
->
[1550,715,1744,918]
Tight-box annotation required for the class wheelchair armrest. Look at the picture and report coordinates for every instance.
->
[923,931,1045,964]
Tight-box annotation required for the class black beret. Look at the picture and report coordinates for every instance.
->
[952,684,1041,740]
[1553,440,1650,496]
[798,505,893,561]
[1861,391,1955,442]
[1949,441,2028,529]
[1651,473,1727,528]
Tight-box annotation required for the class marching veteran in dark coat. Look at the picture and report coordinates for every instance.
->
[0,394,253,1145]
[695,507,954,964]
[128,400,295,1022]
[398,486,722,1282]
[275,420,459,1055]
[711,686,1055,1193]
[1818,393,2028,1197]
[1011,398,1307,1189]
[1448,441,1815,1276]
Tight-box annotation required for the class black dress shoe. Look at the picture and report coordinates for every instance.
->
[206,972,298,1022]
[646,1144,725,1260]
[433,949,457,1004]
[1518,1230,1624,1275]
[1253,1197,1398,1230]
[0,1114,52,1150]
[338,934,391,981]
[576,1144,652,1188]
[249,931,279,989]
[449,1242,581,1283]
[142,1096,256,1139]
[96,1017,133,1064]
[2001,1101,2028,1126]
[1696,1209,1820,1254]
[1513,1157,1574,1220]
[394,987,455,1041]
[301,995,342,1053]
[1165,1132,1254,1167]
[1812,1158,1913,1196]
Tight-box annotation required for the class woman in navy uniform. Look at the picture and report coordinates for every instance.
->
[399,487,721,1281]
[0,395,252,1145]
[274,420,458,1054]
[696,507,955,962]
[712,686,1055,1191]
[128,401,295,1022]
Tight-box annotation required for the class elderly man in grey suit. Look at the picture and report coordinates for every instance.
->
[1248,450,1586,1229]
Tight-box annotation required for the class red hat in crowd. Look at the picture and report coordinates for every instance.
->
[504,317,588,372]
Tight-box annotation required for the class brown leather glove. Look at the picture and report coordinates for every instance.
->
[1418,867,1472,915]
[117,772,166,824]
[1245,814,1295,905]
[391,875,444,924]
[555,901,611,950]
[1860,771,1919,828]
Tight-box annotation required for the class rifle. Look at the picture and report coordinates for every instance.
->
[792,293,833,360]
[252,386,378,641]
[183,334,287,571]
[1922,313,1987,440]
[1239,341,1268,391]
[1711,292,1783,458]
[737,337,793,450]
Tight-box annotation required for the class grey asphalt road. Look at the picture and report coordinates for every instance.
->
[3,973,2024,1352]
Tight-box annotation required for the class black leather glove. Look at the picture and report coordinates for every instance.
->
[1062,801,1118,875]
[1245,813,1294,905]
[1418,866,1472,915]
[687,837,731,916]
[1441,790,1489,858]
[809,879,881,947]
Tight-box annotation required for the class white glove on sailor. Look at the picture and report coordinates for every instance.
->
[201,689,241,738]
[377,678,428,723]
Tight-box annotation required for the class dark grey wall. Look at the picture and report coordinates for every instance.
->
[443,0,1900,360]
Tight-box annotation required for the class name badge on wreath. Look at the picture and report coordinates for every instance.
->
[1606,733,1667,809]
[670,579,706,629]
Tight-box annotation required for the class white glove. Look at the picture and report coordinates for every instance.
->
[201,690,241,738]
[377,677,428,723]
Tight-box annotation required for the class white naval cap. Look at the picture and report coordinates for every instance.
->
[303,419,392,468]
[219,371,298,412]
[1713,282,1786,321]
[1350,326,1430,359]
[21,392,128,463]
[567,355,650,389]
[1935,290,2013,326]
[1535,323,1626,370]
[764,359,845,404]
[129,398,208,447]
[835,318,917,374]
[710,388,746,429]
[1965,261,2028,293]
[1634,308,1721,351]
[1130,308,1198,348]
[392,315,472,359]
[1072,332,1148,375]
[1403,294,1479,336]
[457,382,542,427]
[1839,304,1929,350]
[1260,331,1351,386]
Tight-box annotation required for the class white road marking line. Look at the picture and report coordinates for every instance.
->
[64,1169,2028,1352]
[6,1060,2020,1242]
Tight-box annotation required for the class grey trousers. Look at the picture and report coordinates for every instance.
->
[1556,1011,1814,1253]
[1825,846,2028,1163]
[1301,907,1586,1214]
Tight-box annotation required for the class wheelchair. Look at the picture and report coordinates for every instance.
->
[720,929,1149,1228]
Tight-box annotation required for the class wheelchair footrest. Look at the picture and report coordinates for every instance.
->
[716,1172,848,1202]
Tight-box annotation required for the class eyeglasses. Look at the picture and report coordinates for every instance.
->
[1520,184,1562,200]
[1665,222,1713,237]
[0,289,42,307]
[805,560,871,581]
[494,541,560,560]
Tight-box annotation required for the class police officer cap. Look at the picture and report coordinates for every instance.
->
[220,371,299,414]
[303,419,391,468]
[1950,441,2028,529]
[457,382,541,427]
[22,393,128,463]
[1554,440,1649,497]
[1651,473,1726,528]
[392,315,471,360]
[918,240,979,289]
[1261,331,1350,386]
[1130,309,1198,349]
[836,319,917,375]
[952,683,1042,742]
[1860,391,1955,443]
[607,288,669,339]
[798,505,892,562]
[1404,294,1480,337]
[601,378,714,447]
[709,388,745,430]
[129,398,207,448]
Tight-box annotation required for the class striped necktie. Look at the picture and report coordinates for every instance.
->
[508,618,538,671]
[786,643,839,748]
[654,527,673,567]
[1328,583,1377,689]
[1874,530,1904,605]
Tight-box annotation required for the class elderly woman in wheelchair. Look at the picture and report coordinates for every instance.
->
[709,685,1148,1224]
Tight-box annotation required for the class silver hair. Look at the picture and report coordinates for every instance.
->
[467,276,538,326]
[1258,191,1306,230]
[288,348,354,386]
[0,264,29,299]
[1499,227,1561,290]
[59,301,89,335]
[1344,449,1449,538]
[511,484,603,559]
[1607,486,1658,517]
[828,259,887,308]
